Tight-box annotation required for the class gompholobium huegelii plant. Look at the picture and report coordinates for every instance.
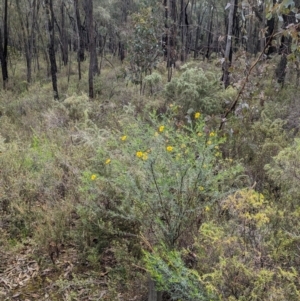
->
[79,107,244,299]
[95,108,243,248]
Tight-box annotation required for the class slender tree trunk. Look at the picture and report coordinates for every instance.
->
[223,0,236,88]
[74,0,85,62]
[0,0,9,88]
[205,6,214,59]
[36,22,50,77]
[74,0,83,80]
[265,0,277,55]
[15,0,36,83]
[194,8,203,58]
[45,0,59,99]
[86,0,98,98]
[180,0,185,61]
[60,2,68,66]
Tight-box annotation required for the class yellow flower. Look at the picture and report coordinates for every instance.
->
[121,135,127,141]
[159,125,165,133]
[197,132,203,137]
[215,152,221,157]
[205,206,210,212]
[199,186,204,191]
[209,132,215,137]
[136,151,143,158]
[142,153,148,161]
[105,158,111,164]
[166,146,174,152]
[91,174,97,180]
[194,112,201,119]
[207,140,212,145]
[214,146,219,150]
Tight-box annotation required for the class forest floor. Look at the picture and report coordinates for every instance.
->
[0,240,145,300]
[1,242,104,300]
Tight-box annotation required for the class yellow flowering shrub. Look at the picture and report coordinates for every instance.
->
[94,110,242,249]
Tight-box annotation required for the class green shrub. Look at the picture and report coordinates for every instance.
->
[144,244,213,301]
[164,67,224,115]
[91,110,243,248]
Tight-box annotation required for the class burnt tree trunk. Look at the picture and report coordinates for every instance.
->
[0,0,9,88]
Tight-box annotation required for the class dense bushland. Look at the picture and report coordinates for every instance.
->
[1,51,300,301]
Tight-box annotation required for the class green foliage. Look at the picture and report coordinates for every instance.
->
[225,108,289,191]
[194,189,299,301]
[144,245,213,301]
[264,139,300,269]
[265,138,300,199]
[3,11,300,298]
[164,67,225,115]
[94,110,242,247]
[63,93,91,123]
[128,7,163,84]
[143,71,163,95]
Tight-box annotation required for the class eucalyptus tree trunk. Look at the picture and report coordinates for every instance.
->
[74,0,84,80]
[45,0,59,99]
[0,0,9,88]
[265,0,277,55]
[165,0,177,81]
[223,0,236,88]
[205,5,214,59]
[60,1,68,66]
[194,7,206,58]
[179,0,189,62]
[275,0,300,84]
[15,0,38,83]
[86,0,98,98]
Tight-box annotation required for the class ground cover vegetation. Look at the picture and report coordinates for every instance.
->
[1,0,300,300]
